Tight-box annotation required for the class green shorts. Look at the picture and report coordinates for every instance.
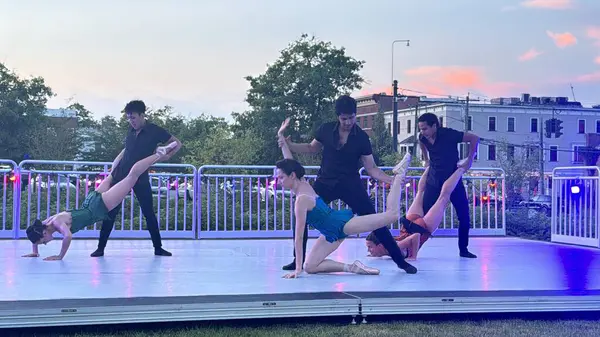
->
[69,191,109,234]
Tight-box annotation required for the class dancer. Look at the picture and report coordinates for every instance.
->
[22,142,178,261]
[91,100,182,257]
[366,164,466,260]
[277,118,413,279]
[418,112,479,258]
[279,95,414,274]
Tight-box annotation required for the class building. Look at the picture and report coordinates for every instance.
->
[356,94,420,136]
[385,95,600,173]
[44,108,77,128]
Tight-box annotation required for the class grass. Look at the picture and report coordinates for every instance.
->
[11,314,600,337]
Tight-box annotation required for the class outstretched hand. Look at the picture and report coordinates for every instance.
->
[278,118,291,137]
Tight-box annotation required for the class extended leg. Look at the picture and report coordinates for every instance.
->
[101,152,164,211]
[422,168,466,231]
[339,174,416,274]
[303,236,379,275]
[406,166,430,217]
[385,153,412,213]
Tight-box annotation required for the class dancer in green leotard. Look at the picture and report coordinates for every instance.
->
[22,142,178,261]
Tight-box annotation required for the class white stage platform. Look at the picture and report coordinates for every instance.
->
[1,237,599,329]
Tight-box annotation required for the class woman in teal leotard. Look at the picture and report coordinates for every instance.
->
[276,118,412,279]
[22,142,178,261]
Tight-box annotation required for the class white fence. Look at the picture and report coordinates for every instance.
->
[0,160,507,241]
[551,166,600,248]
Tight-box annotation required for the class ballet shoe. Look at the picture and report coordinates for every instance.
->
[349,260,380,275]
[156,142,177,156]
[392,152,412,175]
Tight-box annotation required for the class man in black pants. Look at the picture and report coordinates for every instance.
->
[279,95,417,274]
[417,112,479,258]
[90,100,182,257]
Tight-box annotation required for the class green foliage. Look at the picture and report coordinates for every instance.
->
[0,63,54,161]
[370,111,394,166]
[495,138,538,203]
[232,34,365,164]
[506,208,551,241]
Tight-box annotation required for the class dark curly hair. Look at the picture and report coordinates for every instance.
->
[26,219,46,244]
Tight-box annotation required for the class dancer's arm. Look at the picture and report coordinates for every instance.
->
[284,196,310,278]
[361,155,393,185]
[463,132,480,157]
[419,143,429,167]
[396,233,421,260]
[280,137,323,154]
[46,221,73,261]
[278,118,296,160]
[294,199,309,273]
[22,244,40,257]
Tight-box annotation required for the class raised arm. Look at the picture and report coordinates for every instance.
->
[278,118,295,160]
[419,142,429,167]
[111,149,125,170]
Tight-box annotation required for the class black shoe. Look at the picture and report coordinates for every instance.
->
[398,261,417,274]
[460,250,477,258]
[282,261,296,271]
[90,249,104,257]
[155,248,172,256]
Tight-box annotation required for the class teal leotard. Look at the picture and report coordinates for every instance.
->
[305,196,354,243]
[69,191,110,234]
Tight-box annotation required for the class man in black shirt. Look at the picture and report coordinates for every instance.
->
[279,95,417,274]
[417,112,479,258]
[90,100,182,257]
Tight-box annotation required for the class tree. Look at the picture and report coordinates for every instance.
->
[370,111,394,166]
[496,140,539,203]
[0,63,54,161]
[232,34,365,164]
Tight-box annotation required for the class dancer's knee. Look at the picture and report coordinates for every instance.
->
[304,263,318,274]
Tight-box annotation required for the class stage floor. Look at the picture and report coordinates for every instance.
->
[1,236,600,328]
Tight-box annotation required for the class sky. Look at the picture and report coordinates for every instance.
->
[1,0,599,121]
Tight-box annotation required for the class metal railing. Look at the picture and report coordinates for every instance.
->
[359,166,506,236]
[551,166,600,248]
[0,159,507,241]
[0,160,18,239]
[14,160,197,239]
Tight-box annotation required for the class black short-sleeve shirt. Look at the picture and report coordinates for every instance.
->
[420,127,464,185]
[315,121,373,185]
[112,122,172,180]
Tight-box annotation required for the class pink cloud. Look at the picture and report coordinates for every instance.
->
[595,56,600,65]
[575,72,600,82]
[518,48,543,61]
[521,0,573,9]
[546,31,577,48]
[402,66,525,97]
[587,26,600,46]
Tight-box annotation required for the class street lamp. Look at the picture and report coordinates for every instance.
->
[391,39,410,153]
[391,39,410,84]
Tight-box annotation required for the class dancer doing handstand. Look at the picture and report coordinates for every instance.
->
[276,118,414,279]
[366,163,467,260]
[22,142,178,261]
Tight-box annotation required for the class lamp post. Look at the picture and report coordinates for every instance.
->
[391,39,410,153]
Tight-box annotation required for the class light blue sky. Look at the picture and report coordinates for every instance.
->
[1,0,599,120]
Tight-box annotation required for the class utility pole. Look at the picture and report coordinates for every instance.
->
[464,93,471,157]
[539,116,545,195]
[412,98,419,156]
[392,80,399,153]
